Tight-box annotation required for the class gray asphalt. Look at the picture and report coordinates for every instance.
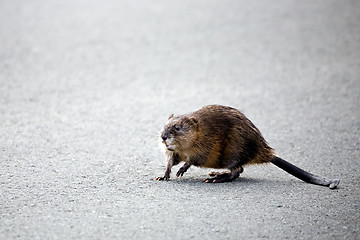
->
[1,0,359,239]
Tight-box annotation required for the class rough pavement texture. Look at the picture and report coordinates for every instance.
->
[1,0,359,239]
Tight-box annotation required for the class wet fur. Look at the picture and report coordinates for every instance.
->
[157,105,274,181]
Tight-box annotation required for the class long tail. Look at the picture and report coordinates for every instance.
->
[271,157,340,189]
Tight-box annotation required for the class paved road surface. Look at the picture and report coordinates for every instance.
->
[1,0,359,239]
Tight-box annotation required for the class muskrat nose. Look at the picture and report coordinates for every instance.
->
[161,135,167,141]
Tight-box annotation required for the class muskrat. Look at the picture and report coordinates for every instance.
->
[155,105,340,189]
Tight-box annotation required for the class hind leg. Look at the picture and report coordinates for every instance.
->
[207,166,244,178]
[207,171,231,177]
[204,167,243,183]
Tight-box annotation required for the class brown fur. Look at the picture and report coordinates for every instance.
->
[156,105,275,182]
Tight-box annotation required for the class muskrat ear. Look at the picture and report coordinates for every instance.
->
[189,117,198,129]
[168,114,174,120]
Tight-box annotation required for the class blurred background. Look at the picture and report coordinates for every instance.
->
[1,0,359,239]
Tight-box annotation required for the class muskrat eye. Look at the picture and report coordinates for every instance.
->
[175,125,181,131]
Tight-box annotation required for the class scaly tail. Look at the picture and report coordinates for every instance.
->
[271,157,340,189]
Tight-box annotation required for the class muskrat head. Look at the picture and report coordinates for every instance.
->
[160,115,199,152]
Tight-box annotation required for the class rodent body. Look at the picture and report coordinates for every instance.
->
[163,105,273,168]
[156,105,340,189]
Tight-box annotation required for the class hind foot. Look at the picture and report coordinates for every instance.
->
[207,171,231,177]
[204,170,240,183]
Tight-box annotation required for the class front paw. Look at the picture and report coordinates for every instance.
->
[176,169,186,178]
[176,164,190,178]
[155,171,170,181]
[154,176,169,181]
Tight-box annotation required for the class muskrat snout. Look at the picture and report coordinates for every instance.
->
[162,140,169,147]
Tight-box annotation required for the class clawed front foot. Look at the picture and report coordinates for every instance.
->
[154,176,169,181]
[176,169,186,178]
[176,163,191,178]
[155,170,170,181]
